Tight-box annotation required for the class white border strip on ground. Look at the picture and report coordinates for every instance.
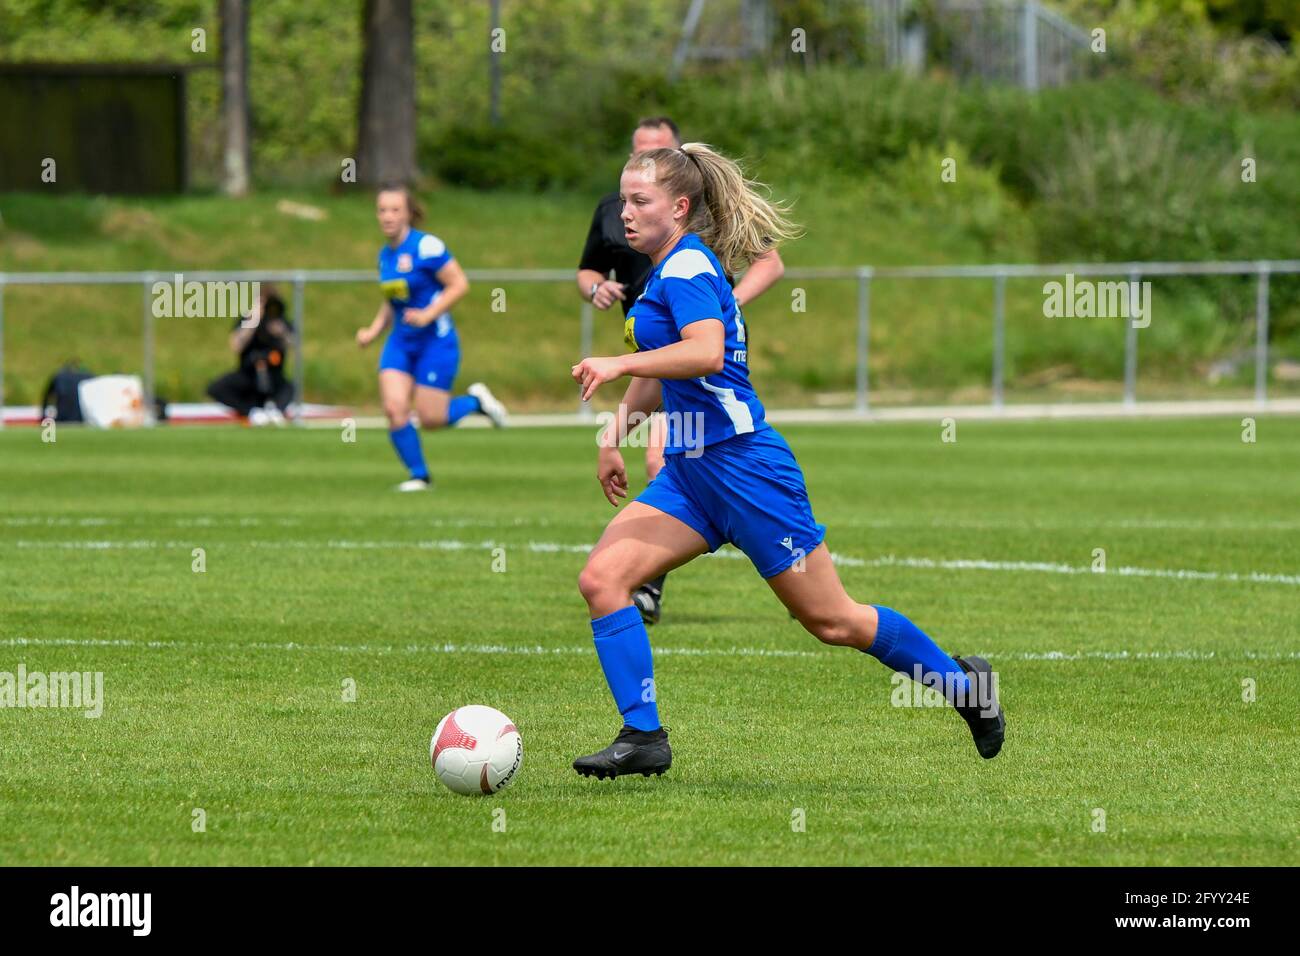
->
[305,398,1300,430]
[0,636,1295,661]
[9,536,1300,586]
[8,514,1300,531]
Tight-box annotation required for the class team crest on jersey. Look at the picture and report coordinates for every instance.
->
[396,253,414,273]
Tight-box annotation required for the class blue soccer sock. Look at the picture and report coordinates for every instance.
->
[388,422,428,480]
[866,605,970,703]
[447,394,481,426]
[590,605,660,731]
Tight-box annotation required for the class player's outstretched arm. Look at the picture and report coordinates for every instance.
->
[621,319,724,381]
[572,320,723,401]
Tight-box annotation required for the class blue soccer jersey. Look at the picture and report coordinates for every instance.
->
[377,228,457,343]
[624,233,767,456]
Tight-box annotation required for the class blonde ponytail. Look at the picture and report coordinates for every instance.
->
[625,144,801,275]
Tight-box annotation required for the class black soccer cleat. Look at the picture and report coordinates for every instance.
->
[953,655,1005,759]
[631,584,662,626]
[572,725,672,780]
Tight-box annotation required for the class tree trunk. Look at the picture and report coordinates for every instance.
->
[219,0,250,196]
[356,0,417,185]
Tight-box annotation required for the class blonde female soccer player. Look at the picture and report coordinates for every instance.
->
[577,116,785,624]
[568,145,1004,778]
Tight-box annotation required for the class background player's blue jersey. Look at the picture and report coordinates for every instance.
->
[378,228,457,344]
[624,233,767,456]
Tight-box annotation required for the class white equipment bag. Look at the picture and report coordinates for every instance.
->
[77,375,152,428]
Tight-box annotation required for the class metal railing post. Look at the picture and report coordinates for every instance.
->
[1022,0,1039,92]
[855,267,872,413]
[291,273,306,422]
[1123,270,1139,406]
[142,275,156,423]
[992,273,1006,409]
[1255,265,1270,405]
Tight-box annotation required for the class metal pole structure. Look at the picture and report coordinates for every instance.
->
[489,0,501,126]
[291,274,306,422]
[1255,265,1270,405]
[1123,270,1139,406]
[1022,1,1039,92]
[0,278,5,431]
[578,300,594,420]
[671,0,707,82]
[855,268,872,414]
[142,276,156,424]
[992,273,1006,409]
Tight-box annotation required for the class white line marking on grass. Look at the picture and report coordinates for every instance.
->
[9,513,1300,532]
[0,637,1295,661]
[0,636,818,659]
[854,554,1300,587]
[12,537,1300,587]
[2,515,560,529]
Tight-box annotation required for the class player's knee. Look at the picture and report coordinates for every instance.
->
[576,563,606,606]
[417,412,448,430]
[577,560,626,611]
[384,406,410,430]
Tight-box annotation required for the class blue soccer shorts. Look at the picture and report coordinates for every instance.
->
[379,334,460,392]
[636,425,827,579]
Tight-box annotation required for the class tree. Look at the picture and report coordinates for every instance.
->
[356,0,417,185]
[220,0,251,196]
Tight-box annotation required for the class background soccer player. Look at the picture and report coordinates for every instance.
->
[568,143,1005,778]
[356,184,508,491]
[577,116,785,623]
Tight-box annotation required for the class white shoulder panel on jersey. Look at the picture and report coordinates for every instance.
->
[660,248,717,281]
[418,234,447,259]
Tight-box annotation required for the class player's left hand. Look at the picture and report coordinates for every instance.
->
[571,356,626,402]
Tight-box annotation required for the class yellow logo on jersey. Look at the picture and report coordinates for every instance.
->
[623,313,639,352]
[381,278,410,301]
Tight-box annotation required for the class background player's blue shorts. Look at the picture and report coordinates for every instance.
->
[636,425,826,579]
[378,333,460,391]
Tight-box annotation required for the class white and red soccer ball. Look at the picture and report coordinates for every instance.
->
[430,705,523,796]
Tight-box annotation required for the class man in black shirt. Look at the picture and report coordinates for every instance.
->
[576,116,786,624]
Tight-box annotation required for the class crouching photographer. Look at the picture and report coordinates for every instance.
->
[207,285,295,424]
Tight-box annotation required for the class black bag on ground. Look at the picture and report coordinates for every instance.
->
[41,363,95,422]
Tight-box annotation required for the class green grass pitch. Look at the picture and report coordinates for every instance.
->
[1,417,1297,865]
